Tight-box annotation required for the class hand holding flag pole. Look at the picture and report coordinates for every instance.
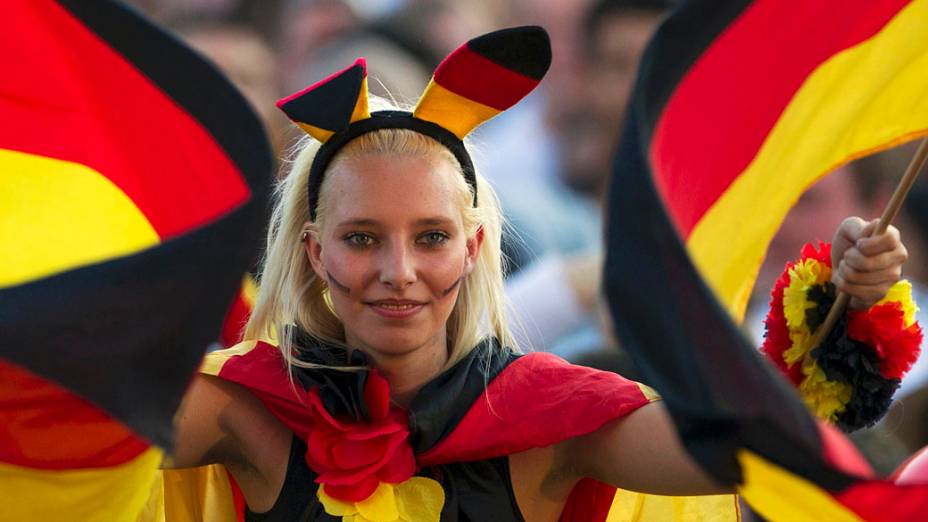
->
[809,138,928,351]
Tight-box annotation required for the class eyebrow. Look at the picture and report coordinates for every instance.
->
[414,217,455,227]
[335,218,379,228]
[334,217,455,228]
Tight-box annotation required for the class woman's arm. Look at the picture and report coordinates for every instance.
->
[167,374,246,469]
[167,374,292,512]
[566,401,731,495]
[566,218,908,495]
[169,374,291,470]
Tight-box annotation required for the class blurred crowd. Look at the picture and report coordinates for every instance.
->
[129,0,928,474]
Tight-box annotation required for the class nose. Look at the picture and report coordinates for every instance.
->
[378,241,416,289]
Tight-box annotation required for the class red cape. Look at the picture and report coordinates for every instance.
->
[205,340,657,521]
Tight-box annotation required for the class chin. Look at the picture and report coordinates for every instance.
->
[357,325,435,356]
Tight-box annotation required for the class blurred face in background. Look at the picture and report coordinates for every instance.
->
[755,165,864,294]
[552,9,663,197]
[181,24,290,156]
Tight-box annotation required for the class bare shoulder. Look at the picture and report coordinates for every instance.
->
[170,374,292,510]
[171,375,290,467]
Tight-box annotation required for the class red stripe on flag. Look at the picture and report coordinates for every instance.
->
[818,422,874,478]
[226,468,248,522]
[434,46,539,111]
[650,0,910,237]
[833,479,928,522]
[559,479,616,522]
[814,423,928,521]
[0,361,149,469]
[0,1,249,240]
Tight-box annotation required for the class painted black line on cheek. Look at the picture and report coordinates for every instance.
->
[440,276,463,297]
[326,271,351,294]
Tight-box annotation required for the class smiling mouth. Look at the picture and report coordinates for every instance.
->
[375,303,420,310]
[366,300,426,319]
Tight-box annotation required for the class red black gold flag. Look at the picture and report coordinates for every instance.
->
[604,0,928,520]
[0,0,271,519]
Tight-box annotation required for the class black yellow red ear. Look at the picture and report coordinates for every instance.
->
[413,26,551,139]
[276,58,370,143]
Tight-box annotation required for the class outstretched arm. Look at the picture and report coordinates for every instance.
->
[567,401,729,495]
[568,218,908,495]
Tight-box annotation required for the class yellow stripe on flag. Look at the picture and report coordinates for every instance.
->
[0,148,159,288]
[199,340,258,376]
[414,80,500,139]
[0,447,163,522]
[736,450,863,522]
[607,489,740,521]
[139,464,239,522]
[686,0,928,320]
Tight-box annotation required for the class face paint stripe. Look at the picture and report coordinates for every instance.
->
[326,271,351,294]
[441,276,463,297]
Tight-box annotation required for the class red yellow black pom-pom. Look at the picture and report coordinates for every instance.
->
[761,242,922,431]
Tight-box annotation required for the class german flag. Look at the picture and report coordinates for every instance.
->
[0,1,271,520]
[604,0,928,520]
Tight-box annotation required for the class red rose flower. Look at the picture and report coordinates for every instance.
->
[304,370,416,502]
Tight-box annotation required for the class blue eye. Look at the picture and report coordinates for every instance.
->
[418,231,450,247]
[344,233,375,247]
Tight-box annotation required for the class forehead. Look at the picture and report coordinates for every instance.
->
[323,153,462,224]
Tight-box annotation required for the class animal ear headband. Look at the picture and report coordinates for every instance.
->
[276,26,552,220]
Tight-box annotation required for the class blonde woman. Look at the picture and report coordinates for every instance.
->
[166,28,908,521]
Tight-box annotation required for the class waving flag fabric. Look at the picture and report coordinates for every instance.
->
[604,0,928,520]
[0,1,271,520]
[649,0,928,320]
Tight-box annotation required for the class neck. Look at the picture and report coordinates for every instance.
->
[362,334,449,408]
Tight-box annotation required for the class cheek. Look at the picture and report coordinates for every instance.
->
[320,247,373,297]
[423,250,468,299]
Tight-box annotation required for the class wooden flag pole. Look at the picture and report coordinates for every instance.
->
[809,137,928,350]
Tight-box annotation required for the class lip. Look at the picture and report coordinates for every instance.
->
[365,299,426,319]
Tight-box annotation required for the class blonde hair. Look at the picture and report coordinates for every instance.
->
[243,101,517,373]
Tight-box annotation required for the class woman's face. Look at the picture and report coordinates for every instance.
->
[305,153,482,362]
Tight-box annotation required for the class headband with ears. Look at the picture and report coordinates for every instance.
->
[276,26,552,220]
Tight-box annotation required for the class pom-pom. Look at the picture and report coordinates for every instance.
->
[811,311,899,431]
[847,281,922,380]
[761,256,808,385]
[761,242,921,431]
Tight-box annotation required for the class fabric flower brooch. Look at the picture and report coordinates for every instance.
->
[761,241,922,431]
[291,330,444,522]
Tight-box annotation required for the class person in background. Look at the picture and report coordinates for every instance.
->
[860,142,928,457]
[744,144,928,473]
[746,147,928,400]
[179,21,290,157]
[499,0,672,358]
